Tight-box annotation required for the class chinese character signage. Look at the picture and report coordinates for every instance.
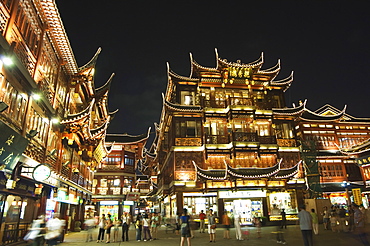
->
[0,121,29,172]
[356,155,370,166]
[352,188,362,205]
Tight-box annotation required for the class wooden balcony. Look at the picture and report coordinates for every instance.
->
[277,138,297,147]
[206,134,230,144]
[232,132,258,142]
[175,137,202,146]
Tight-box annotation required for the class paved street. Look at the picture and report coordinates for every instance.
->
[57,224,369,246]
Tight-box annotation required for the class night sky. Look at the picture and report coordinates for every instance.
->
[56,1,370,136]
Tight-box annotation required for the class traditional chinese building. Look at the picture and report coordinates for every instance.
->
[149,50,305,225]
[294,104,370,206]
[0,0,115,244]
[92,131,150,219]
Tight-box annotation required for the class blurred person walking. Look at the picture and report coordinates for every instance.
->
[97,214,106,243]
[180,208,191,246]
[234,213,243,241]
[280,208,287,229]
[298,205,313,246]
[352,203,370,246]
[151,212,159,240]
[222,211,231,239]
[45,213,63,246]
[24,214,46,246]
[84,215,95,242]
[199,210,206,233]
[310,209,319,235]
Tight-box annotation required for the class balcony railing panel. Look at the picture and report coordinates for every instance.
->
[206,134,229,144]
[232,132,258,142]
[175,137,202,146]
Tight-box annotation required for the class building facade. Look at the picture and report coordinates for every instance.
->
[148,50,305,225]
[295,104,370,206]
[0,0,114,244]
[93,132,150,220]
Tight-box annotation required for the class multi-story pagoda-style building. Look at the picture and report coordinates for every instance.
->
[0,0,115,244]
[150,50,305,225]
[93,131,150,219]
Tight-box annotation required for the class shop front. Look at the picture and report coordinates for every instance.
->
[219,190,265,225]
[99,201,119,219]
[267,190,299,223]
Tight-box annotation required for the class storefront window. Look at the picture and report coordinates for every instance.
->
[268,191,298,214]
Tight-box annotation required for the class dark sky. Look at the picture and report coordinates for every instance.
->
[56,1,370,136]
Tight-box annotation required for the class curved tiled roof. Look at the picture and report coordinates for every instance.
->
[105,128,151,144]
[274,161,301,179]
[217,52,264,69]
[95,73,114,100]
[273,100,306,116]
[300,105,346,122]
[78,48,101,72]
[61,99,94,124]
[192,161,228,180]
[338,139,370,155]
[227,159,281,178]
[270,71,294,91]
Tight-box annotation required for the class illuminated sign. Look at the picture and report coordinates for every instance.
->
[0,122,29,172]
[352,188,362,205]
[218,190,266,199]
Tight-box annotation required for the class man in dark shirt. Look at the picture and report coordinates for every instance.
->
[281,208,287,229]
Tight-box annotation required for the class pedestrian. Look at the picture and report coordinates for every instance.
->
[45,213,63,246]
[112,217,121,242]
[234,213,243,241]
[180,208,191,246]
[150,212,159,240]
[199,210,206,233]
[142,213,152,241]
[105,214,113,243]
[280,208,287,229]
[84,215,95,242]
[322,206,330,230]
[253,217,262,238]
[298,204,313,246]
[135,214,143,241]
[97,214,106,243]
[310,209,319,235]
[276,224,286,244]
[352,203,370,246]
[121,212,131,242]
[24,214,46,246]
[330,212,338,233]
[175,212,181,235]
[338,206,347,232]
[207,209,216,242]
[222,210,231,239]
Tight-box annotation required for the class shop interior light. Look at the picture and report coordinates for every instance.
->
[1,56,13,66]
[32,93,41,100]
[51,118,59,124]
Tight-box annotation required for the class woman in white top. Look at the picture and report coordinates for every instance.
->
[142,214,152,241]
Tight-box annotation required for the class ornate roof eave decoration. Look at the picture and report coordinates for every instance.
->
[315,104,370,123]
[336,140,370,155]
[39,1,78,75]
[90,118,110,140]
[273,99,306,116]
[95,73,115,100]
[226,159,281,179]
[162,93,203,113]
[274,160,301,179]
[257,59,281,78]
[108,109,119,120]
[192,161,228,181]
[217,51,264,70]
[61,98,95,125]
[270,71,294,91]
[300,105,347,122]
[105,127,151,145]
[190,52,219,77]
[78,47,101,72]
[168,65,198,83]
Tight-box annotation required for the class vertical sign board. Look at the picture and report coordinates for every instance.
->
[352,188,362,205]
[0,121,29,172]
